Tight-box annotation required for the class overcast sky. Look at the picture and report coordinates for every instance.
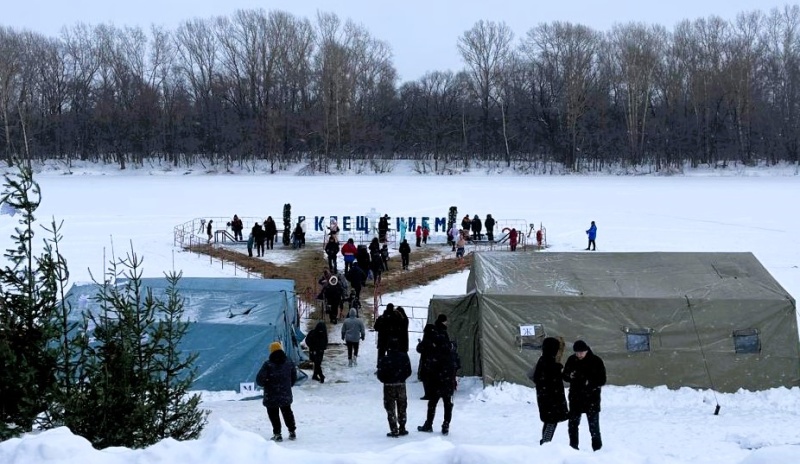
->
[4,0,792,82]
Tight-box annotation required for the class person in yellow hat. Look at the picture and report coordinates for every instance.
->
[256,341,298,442]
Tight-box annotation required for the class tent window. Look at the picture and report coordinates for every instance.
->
[624,328,652,352]
[733,328,760,354]
[518,324,545,350]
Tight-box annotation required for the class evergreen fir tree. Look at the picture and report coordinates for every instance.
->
[0,165,65,439]
[65,247,207,448]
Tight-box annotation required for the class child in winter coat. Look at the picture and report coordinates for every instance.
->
[256,341,298,442]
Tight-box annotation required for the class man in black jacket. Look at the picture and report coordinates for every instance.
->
[256,341,298,442]
[376,341,412,437]
[562,339,607,451]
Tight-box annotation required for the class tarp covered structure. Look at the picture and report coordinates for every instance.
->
[429,252,800,392]
[64,278,301,391]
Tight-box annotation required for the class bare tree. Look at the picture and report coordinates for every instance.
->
[457,20,514,160]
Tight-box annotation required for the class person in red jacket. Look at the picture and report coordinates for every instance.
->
[341,238,357,273]
[415,225,422,247]
[509,228,518,251]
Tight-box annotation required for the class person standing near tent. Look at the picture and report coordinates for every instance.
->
[377,340,412,438]
[256,341,298,442]
[417,314,455,436]
[484,214,495,241]
[305,321,328,383]
[585,221,597,251]
[341,308,366,367]
[562,340,606,451]
[529,337,569,445]
[416,323,437,400]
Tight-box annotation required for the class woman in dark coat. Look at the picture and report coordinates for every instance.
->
[417,315,455,435]
[398,238,411,270]
[529,337,569,445]
[256,341,298,442]
[416,323,437,400]
[305,321,329,383]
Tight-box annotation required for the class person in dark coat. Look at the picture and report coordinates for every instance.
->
[416,323,437,400]
[585,221,597,251]
[460,214,471,231]
[206,219,213,242]
[398,238,411,270]
[264,216,278,249]
[231,214,244,240]
[345,261,366,302]
[378,214,390,243]
[471,215,483,241]
[322,275,343,324]
[305,321,329,383]
[356,245,371,277]
[417,314,455,436]
[256,341,298,442]
[325,236,340,272]
[377,341,412,437]
[370,248,383,286]
[252,222,266,257]
[562,339,607,451]
[484,214,496,241]
[374,303,396,363]
[529,337,569,445]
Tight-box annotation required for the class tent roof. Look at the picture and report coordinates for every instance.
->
[65,278,296,325]
[469,252,793,301]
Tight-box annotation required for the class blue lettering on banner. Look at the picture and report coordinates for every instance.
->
[355,216,370,232]
[308,216,445,234]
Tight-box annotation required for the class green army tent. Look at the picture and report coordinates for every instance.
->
[429,252,799,392]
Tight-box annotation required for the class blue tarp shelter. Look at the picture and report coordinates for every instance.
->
[64,278,303,391]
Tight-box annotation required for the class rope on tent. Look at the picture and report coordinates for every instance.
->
[685,295,721,415]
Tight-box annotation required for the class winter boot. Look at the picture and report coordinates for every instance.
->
[288,431,297,441]
[348,358,354,367]
[417,423,433,433]
[270,434,283,442]
[441,422,449,436]
[354,356,358,366]
[387,428,399,438]
[592,437,602,451]
[398,426,408,436]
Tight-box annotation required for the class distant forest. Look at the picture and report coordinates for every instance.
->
[2,5,800,172]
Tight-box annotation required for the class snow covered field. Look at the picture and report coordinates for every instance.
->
[1,162,799,463]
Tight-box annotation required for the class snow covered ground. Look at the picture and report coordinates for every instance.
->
[1,161,799,463]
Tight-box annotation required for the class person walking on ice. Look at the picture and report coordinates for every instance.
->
[585,221,597,251]
[256,341,298,442]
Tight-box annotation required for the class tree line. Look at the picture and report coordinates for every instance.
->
[1,6,800,173]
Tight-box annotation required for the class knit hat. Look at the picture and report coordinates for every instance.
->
[573,340,589,352]
[436,314,448,324]
[269,341,283,353]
